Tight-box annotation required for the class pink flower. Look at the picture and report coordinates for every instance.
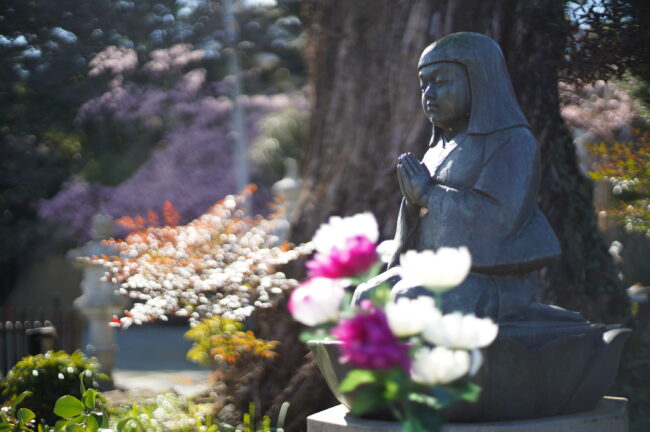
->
[332,305,410,371]
[288,278,346,326]
[306,235,377,279]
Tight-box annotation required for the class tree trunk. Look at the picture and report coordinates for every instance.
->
[271,1,629,429]
[290,0,628,321]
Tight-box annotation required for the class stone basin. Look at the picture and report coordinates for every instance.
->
[309,323,630,422]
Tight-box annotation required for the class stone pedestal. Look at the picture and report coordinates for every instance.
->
[69,213,124,379]
[307,397,628,432]
[77,304,121,377]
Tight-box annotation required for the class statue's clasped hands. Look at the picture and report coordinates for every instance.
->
[397,153,433,208]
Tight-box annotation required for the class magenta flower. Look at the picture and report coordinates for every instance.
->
[306,235,378,279]
[332,305,410,371]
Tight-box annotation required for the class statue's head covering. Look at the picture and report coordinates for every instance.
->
[419,32,530,146]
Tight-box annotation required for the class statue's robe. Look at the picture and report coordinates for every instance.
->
[388,126,561,320]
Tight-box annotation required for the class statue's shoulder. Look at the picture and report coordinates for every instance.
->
[482,126,537,163]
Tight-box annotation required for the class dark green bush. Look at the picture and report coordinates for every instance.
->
[0,350,107,426]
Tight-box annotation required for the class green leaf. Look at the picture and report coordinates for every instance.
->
[426,385,458,408]
[54,419,69,431]
[369,283,392,308]
[339,291,354,317]
[16,408,35,425]
[78,372,86,395]
[116,418,133,431]
[408,392,440,409]
[403,401,442,432]
[12,391,32,411]
[451,381,482,403]
[382,379,400,401]
[86,414,99,432]
[117,417,145,432]
[347,386,385,416]
[54,395,85,419]
[83,389,96,410]
[68,415,84,425]
[299,327,333,343]
[339,369,379,392]
[99,411,109,428]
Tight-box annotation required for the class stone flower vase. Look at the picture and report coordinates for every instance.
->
[309,321,630,422]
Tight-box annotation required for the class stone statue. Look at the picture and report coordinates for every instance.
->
[314,32,631,422]
[354,32,580,323]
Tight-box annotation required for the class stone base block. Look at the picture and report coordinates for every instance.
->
[307,397,628,432]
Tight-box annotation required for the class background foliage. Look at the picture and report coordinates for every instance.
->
[0,0,306,301]
[0,351,106,426]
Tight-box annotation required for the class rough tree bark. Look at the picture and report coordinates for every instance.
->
[266,1,629,429]
[290,0,628,321]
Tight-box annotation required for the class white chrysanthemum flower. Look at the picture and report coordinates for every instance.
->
[411,346,470,385]
[311,212,379,254]
[397,247,471,293]
[422,312,498,350]
[288,277,346,326]
[376,240,398,263]
[385,296,440,337]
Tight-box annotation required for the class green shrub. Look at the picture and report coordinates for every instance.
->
[107,394,288,432]
[0,391,38,431]
[0,351,107,426]
[107,392,218,432]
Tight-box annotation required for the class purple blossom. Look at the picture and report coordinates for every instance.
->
[41,57,308,242]
[306,235,377,279]
[332,305,410,371]
[38,181,111,239]
[41,41,308,243]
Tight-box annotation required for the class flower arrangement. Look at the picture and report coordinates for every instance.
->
[288,213,498,432]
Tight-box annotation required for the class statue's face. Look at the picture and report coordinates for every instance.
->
[419,62,470,130]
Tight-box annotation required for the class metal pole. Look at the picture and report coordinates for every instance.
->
[222,0,249,195]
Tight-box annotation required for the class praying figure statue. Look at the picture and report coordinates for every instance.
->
[335,33,628,422]
[354,32,580,323]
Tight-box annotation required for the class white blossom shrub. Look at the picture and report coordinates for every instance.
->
[83,187,312,327]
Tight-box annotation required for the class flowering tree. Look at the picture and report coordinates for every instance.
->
[560,80,638,144]
[588,132,650,235]
[40,42,308,240]
[560,79,650,235]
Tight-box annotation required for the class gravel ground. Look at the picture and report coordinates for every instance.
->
[108,324,211,395]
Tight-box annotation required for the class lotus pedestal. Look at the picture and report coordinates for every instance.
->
[310,322,630,422]
[307,397,628,432]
